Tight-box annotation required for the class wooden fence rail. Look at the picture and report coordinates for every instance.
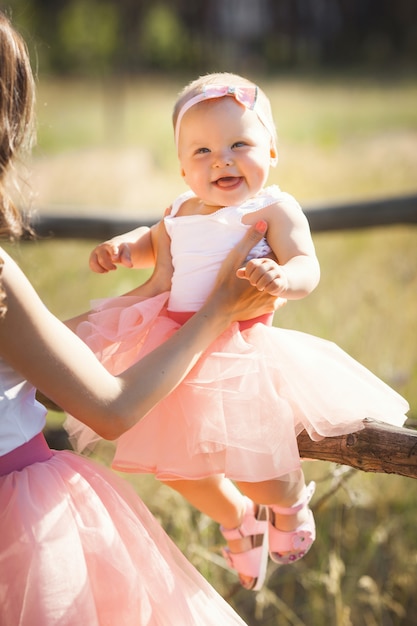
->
[30,193,417,240]
[34,193,417,479]
[297,420,417,480]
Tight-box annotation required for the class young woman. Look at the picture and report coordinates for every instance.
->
[0,14,278,624]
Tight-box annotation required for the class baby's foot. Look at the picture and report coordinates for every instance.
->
[268,482,316,564]
[220,498,269,590]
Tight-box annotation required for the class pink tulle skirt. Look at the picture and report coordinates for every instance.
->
[66,293,409,482]
[0,433,247,626]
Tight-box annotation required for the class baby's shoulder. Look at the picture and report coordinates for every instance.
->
[168,190,197,217]
[260,186,303,217]
[263,185,301,209]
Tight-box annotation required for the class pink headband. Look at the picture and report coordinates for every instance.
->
[174,84,276,148]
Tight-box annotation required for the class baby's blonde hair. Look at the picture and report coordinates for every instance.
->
[173,72,277,146]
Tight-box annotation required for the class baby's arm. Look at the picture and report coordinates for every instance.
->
[125,219,173,298]
[89,224,158,273]
[247,199,320,299]
[65,220,173,332]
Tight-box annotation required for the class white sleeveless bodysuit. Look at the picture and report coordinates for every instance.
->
[165,185,297,312]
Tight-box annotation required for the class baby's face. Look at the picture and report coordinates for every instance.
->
[177,97,277,210]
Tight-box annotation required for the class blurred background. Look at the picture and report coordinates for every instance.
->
[12,0,417,76]
[4,2,417,625]
[7,0,417,214]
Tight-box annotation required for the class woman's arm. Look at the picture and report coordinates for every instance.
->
[0,223,277,440]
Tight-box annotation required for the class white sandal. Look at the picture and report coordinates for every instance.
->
[220,497,269,591]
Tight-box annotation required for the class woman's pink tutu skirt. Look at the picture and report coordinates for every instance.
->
[66,293,409,482]
[0,434,247,626]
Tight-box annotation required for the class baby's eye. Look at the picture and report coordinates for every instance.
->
[232,141,247,149]
[195,147,210,155]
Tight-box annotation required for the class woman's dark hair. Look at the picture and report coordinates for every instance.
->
[0,11,35,240]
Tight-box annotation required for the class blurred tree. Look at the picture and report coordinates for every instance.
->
[138,4,189,70]
[57,0,119,74]
[6,0,417,75]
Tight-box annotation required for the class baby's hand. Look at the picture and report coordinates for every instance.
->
[237,257,289,297]
[89,241,133,273]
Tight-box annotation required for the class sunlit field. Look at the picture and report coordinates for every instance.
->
[29,74,417,214]
[8,75,417,625]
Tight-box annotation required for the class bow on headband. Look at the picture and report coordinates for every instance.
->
[174,84,276,148]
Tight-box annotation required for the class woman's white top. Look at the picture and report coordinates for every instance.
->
[0,357,46,455]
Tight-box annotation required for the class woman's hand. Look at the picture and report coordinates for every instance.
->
[206,221,285,324]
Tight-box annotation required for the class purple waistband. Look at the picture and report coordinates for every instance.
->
[0,432,53,476]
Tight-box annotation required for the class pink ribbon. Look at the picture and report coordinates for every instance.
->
[174,84,275,147]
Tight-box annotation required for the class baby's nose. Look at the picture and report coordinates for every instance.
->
[212,151,233,167]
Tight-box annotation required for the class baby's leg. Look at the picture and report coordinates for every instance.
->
[163,475,268,590]
[162,475,245,528]
[237,469,307,532]
[237,470,316,565]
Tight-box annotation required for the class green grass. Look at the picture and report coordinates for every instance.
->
[8,74,417,625]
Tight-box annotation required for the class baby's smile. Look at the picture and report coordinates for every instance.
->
[213,176,243,189]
